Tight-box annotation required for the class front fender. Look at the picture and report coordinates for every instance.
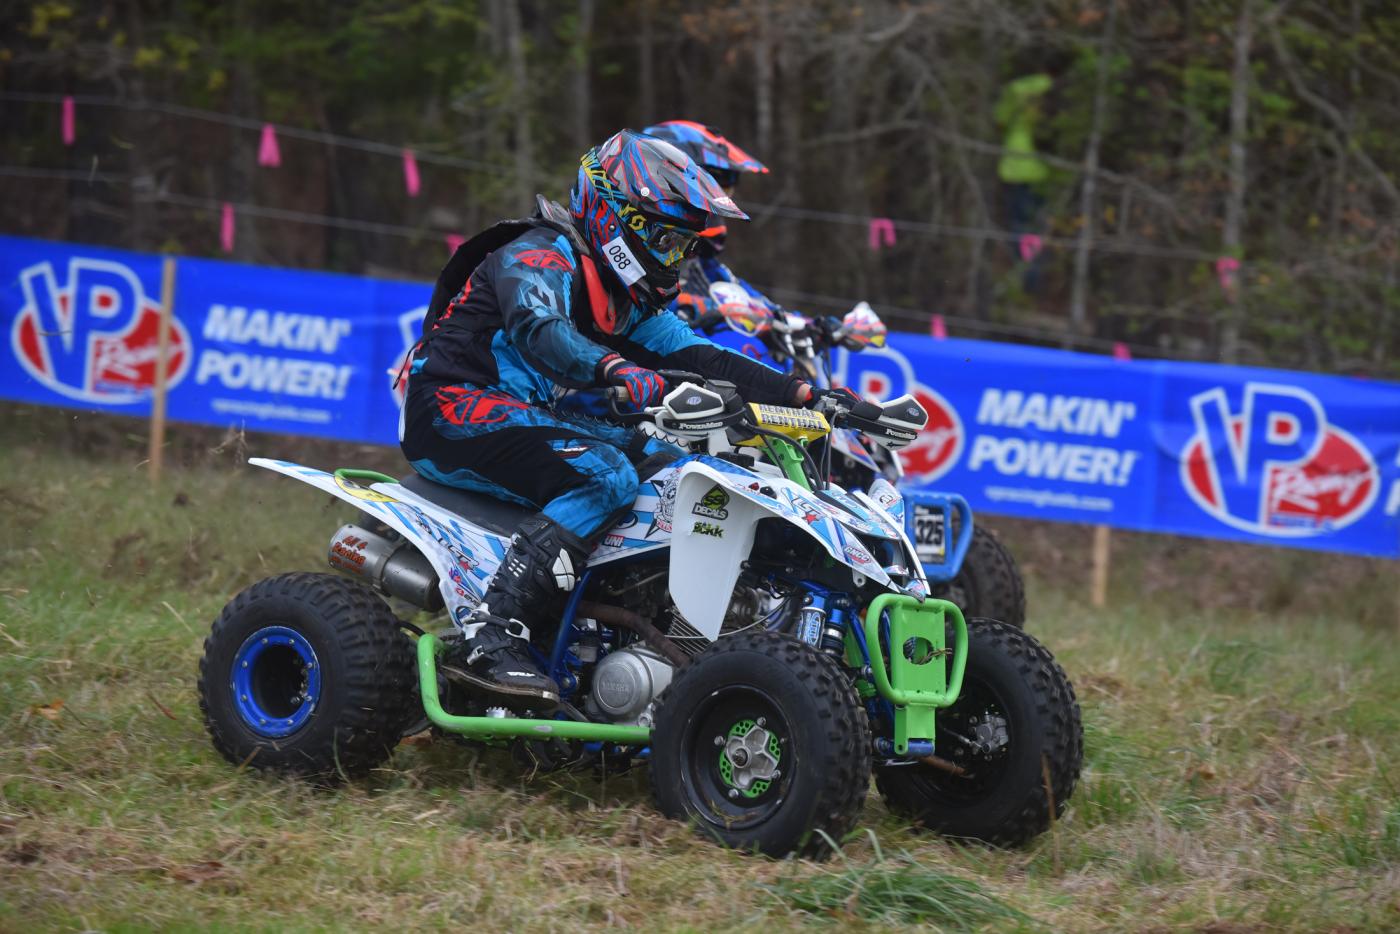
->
[668,460,892,639]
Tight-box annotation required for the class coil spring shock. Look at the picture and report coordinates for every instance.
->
[821,600,852,657]
[797,592,851,658]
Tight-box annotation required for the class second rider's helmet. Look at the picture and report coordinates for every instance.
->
[642,120,768,255]
[571,129,747,311]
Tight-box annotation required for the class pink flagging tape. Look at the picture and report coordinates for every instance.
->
[1112,342,1131,361]
[402,149,421,197]
[1214,256,1241,300]
[1018,233,1044,262]
[867,217,896,250]
[258,123,281,167]
[930,314,947,339]
[61,96,75,146]
[444,233,466,254]
[220,202,235,253]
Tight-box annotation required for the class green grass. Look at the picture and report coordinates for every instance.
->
[2,419,1399,931]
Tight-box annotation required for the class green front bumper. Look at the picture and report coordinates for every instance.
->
[859,594,968,755]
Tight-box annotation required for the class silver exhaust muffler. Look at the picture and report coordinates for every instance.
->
[329,524,443,609]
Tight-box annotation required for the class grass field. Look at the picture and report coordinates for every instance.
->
[2,419,1398,931]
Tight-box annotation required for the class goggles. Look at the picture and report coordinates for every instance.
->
[643,223,700,265]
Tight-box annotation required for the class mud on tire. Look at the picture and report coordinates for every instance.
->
[198,572,417,779]
[875,618,1082,846]
[649,630,870,859]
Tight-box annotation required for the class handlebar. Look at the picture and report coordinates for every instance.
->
[604,369,709,421]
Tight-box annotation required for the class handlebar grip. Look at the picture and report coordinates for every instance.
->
[849,399,884,422]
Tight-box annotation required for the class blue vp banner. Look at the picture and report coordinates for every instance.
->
[832,339,1400,557]
[3,234,1398,557]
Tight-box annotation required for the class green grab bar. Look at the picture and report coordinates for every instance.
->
[863,594,967,707]
[862,594,968,755]
[416,633,652,744]
[334,467,400,486]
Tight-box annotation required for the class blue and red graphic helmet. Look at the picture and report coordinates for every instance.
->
[642,120,767,253]
[571,129,747,310]
[641,120,768,189]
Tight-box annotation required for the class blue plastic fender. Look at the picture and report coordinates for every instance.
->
[899,489,974,583]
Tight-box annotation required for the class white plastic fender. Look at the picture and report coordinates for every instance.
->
[249,458,508,625]
[667,461,892,639]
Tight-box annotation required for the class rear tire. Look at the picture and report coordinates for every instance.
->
[935,525,1026,628]
[875,618,1081,846]
[649,631,870,859]
[198,573,417,779]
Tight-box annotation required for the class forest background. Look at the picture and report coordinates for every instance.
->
[2,0,1397,374]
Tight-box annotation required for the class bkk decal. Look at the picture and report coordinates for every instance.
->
[1180,382,1379,535]
[10,258,190,404]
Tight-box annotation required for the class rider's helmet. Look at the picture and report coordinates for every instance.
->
[571,129,747,311]
[641,121,767,255]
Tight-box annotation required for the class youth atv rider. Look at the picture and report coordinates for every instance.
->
[400,130,844,710]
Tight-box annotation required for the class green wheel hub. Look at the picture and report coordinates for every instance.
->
[717,718,783,798]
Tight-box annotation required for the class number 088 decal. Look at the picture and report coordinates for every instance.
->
[601,235,644,286]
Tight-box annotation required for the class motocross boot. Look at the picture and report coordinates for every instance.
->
[443,515,591,711]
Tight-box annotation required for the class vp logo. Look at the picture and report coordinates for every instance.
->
[836,346,964,483]
[1180,382,1378,536]
[10,258,190,404]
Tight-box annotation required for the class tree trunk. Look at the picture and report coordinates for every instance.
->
[1068,0,1119,343]
[1218,0,1253,363]
[227,0,262,263]
[572,0,596,151]
[639,0,655,122]
[124,0,156,251]
[773,34,803,297]
[503,0,534,209]
[754,0,774,157]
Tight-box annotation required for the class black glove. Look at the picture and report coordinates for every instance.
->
[804,385,862,410]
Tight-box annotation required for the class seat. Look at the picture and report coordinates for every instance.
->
[399,473,534,536]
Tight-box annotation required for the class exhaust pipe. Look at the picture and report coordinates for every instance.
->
[329,524,443,610]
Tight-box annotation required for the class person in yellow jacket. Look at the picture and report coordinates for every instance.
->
[994,72,1053,289]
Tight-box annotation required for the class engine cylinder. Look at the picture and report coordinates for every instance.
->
[328,524,442,609]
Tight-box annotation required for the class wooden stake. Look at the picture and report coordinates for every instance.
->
[147,256,178,484]
[1090,524,1111,608]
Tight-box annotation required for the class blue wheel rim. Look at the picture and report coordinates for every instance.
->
[229,625,322,738]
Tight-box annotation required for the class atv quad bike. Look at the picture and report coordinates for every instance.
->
[198,374,1080,857]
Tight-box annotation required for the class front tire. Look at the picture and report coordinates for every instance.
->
[197,573,417,779]
[935,525,1026,628]
[649,631,870,859]
[875,618,1082,846]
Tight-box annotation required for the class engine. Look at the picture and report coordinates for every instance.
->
[584,646,673,727]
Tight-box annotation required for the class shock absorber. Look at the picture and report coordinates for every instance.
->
[822,598,852,658]
[795,592,827,648]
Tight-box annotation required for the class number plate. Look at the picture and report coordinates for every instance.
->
[912,504,946,564]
